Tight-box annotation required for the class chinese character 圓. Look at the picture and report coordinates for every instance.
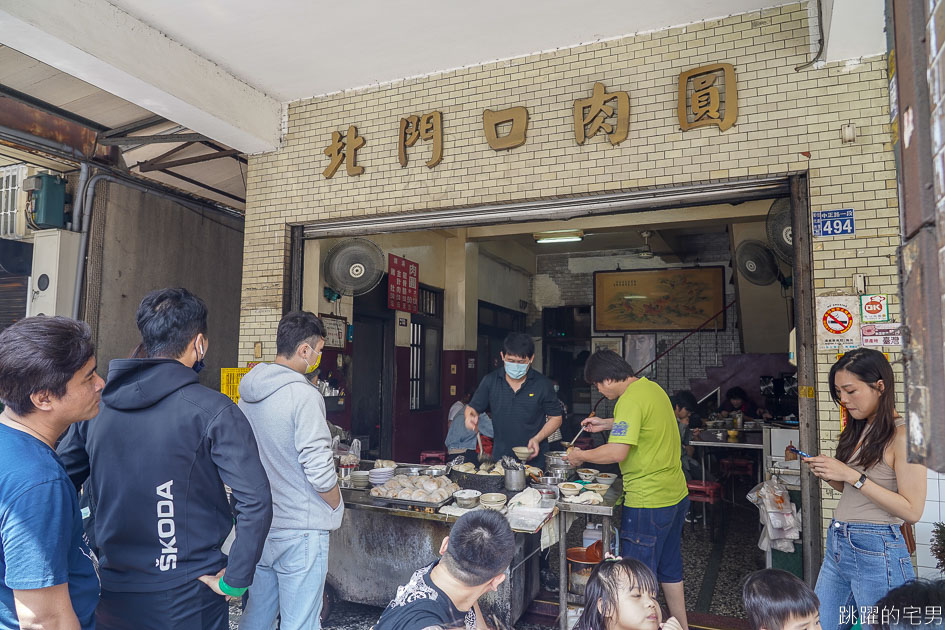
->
[573,82,630,146]
[323,125,366,178]
[677,63,738,132]
[398,111,443,168]
[482,106,529,150]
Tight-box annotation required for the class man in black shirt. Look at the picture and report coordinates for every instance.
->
[375,510,515,630]
[465,333,562,469]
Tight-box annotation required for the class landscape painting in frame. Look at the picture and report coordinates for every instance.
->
[593,267,725,332]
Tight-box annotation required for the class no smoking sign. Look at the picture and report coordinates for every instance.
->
[816,296,860,351]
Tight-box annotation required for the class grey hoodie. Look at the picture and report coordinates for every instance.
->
[238,363,343,531]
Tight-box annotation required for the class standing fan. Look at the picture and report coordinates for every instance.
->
[323,238,385,296]
[735,240,780,286]
[766,198,793,263]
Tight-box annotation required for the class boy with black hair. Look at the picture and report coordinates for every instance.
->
[742,569,821,630]
[465,332,562,468]
[566,349,690,630]
[237,310,342,630]
[375,510,516,630]
[57,287,273,630]
[0,316,103,630]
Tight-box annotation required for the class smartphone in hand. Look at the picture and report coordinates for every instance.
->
[788,445,812,459]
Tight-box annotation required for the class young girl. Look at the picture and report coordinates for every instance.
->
[807,349,927,630]
[575,556,685,630]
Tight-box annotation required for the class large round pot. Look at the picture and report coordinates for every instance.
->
[545,451,570,468]
[395,466,428,476]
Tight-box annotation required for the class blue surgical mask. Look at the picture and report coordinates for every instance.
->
[504,361,529,380]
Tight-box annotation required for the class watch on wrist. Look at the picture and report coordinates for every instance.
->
[853,473,867,489]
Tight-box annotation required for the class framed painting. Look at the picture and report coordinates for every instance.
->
[591,336,623,356]
[593,266,725,332]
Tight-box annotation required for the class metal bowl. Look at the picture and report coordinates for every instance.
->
[395,466,428,476]
[421,467,447,477]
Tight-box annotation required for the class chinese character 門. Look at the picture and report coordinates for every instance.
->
[398,111,443,168]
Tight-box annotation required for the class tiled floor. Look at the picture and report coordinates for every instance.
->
[228,498,768,629]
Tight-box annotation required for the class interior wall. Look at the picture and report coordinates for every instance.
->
[477,254,531,313]
[93,182,244,391]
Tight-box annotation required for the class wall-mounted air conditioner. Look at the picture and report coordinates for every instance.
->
[30,229,81,317]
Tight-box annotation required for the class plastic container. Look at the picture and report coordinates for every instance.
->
[582,523,603,549]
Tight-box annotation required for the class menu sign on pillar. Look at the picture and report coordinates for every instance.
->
[388,254,419,313]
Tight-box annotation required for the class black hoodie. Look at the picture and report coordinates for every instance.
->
[57,359,272,592]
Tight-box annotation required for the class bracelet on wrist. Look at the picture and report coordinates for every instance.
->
[218,577,247,597]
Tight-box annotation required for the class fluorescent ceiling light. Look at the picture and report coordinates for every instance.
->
[622,294,648,299]
[533,229,584,244]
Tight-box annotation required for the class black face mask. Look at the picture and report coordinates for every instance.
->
[193,342,205,374]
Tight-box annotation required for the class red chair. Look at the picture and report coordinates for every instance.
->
[720,457,756,503]
[419,450,446,465]
[687,480,722,540]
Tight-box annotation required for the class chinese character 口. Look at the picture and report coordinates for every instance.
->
[573,82,630,146]
[483,106,528,150]
[323,125,366,178]
[398,111,443,168]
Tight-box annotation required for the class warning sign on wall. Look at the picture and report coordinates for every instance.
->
[816,296,860,351]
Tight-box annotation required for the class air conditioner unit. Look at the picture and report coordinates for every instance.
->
[30,229,81,317]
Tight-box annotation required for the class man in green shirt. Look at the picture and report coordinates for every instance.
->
[566,349,690,630]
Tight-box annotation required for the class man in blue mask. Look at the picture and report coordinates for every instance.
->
[465,332,562,469]
[57,287,273,630]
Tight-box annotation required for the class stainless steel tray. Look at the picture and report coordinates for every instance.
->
[372,494,453,511]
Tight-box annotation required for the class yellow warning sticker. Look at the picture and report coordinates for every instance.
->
[799,386,815,399]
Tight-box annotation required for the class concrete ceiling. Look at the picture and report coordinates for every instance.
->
[102,0,799,103]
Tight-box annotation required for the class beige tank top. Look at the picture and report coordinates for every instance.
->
[833,419,904,525]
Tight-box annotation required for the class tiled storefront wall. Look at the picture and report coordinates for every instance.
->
[241,3,901,528]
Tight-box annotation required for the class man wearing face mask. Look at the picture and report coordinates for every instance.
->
[235,311,343,630]
[465,332,562,469]
[57,287,273,630]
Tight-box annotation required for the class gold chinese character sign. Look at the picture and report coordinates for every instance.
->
[573,82,629,146]
[398,111,443,168]
[323,125,366,178]
[677,63,737,132]
[483,106,528,150]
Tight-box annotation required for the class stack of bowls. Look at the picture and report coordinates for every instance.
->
[350,471,371,490]
[369,467,395,486]
[480,492,508,510]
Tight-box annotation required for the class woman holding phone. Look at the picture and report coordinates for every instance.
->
[806,348,927,629]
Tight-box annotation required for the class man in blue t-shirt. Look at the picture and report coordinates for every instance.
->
[0,317,104,630]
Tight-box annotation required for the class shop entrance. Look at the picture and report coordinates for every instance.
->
[291,175,820,622]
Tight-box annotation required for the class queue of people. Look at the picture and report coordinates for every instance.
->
[0,292,940,630]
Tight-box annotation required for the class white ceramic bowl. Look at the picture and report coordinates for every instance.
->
[479,492,507,509]
[583,483,609,494]
[558,482,582,497]
[577,468,600,482]
[595,473,617,486]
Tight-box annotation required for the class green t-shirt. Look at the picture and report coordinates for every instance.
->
[608,377,688,508]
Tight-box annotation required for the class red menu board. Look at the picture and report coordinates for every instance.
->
[387,253,419,313]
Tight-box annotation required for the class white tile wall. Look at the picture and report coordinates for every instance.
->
[916,470,944,579]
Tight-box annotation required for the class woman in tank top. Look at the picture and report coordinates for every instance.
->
[805,348,927,630]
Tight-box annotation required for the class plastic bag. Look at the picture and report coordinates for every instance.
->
[340,438,360,466]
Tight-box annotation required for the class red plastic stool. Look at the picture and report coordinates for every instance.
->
[720,457,756,503]
[419,450,446,465]
[687,481,722,540]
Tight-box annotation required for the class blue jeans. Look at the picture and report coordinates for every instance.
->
[815,521,915,630]
[239,529,331,630]
[619,496,689,583]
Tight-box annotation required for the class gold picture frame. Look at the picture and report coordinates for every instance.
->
[593,267,726,332]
